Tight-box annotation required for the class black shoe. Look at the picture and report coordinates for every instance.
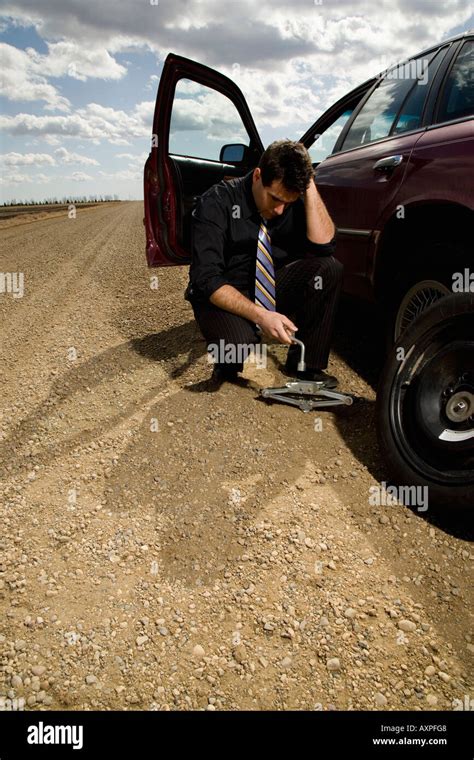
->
[284,361,339,388]
[211,363,243,382]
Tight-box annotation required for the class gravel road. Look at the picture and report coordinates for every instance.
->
[0,201,472,711]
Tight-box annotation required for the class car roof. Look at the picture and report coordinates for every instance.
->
[366,29,473,87]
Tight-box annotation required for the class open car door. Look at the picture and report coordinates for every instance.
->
[144,53,264,267]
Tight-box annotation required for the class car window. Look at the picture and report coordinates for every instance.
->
[308,109,354,163]
[437,39,474,123]
[169,78,250,161]
[341,52,437,150]
[392,47,446,133]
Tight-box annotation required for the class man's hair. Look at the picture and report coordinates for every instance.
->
[258,139,314,195]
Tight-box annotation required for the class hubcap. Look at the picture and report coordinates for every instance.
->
[394,280,451,340]
[389,312,474,487]
[445,390,473,423]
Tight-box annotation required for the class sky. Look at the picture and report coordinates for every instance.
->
[0,0,472,203]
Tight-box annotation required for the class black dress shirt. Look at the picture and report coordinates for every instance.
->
[185,170,336,304]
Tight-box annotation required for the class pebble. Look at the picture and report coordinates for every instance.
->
[85,675,97,684]
[425,665,436,677]
[136,635,149,647]
[233,645,247,664]
[344,608,357,619]
[398,620,416,632]
[426,694,438,706]
[193,644,205,658]
[280,656,292,669]
[31,665,46,677]
[327,658,341,672]
[11,675,22,688]
[374,692,387,706]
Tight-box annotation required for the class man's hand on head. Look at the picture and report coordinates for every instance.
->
[301,162,336,242]
[302,171,317,201]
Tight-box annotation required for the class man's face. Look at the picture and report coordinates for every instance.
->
[251,167,300,221]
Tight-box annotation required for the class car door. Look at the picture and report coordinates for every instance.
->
[398,37,474,210]
[300,45,451,300]
[144,53,264,267]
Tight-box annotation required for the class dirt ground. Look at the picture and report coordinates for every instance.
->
[0,201,472,712]
[0,202,119,229]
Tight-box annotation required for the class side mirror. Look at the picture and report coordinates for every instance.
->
[219,143,248,164]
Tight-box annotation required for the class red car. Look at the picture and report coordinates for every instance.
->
[144,30,473,344]
[144,35,473,509]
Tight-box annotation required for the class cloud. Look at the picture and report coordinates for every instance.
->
[0,34,126,110]
[0,171,52,184]
[33,172,52,182]
[67,171,94,181]
[116,152,145,160]
[3,0,470,66]
[145,73,160,90]
[54,147,99,165]
[170,85,247,141]
[34,40,127,81]
[0,152,56,166]
[0,0,471,202]
[97,168,142,181]
[0,43,70,111]
[0,101,152,145]
[1,0,471,137]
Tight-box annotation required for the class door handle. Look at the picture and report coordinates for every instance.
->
[373,155,403,172]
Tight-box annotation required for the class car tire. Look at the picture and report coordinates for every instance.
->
[383,239,470,349]
[376,293,474,511]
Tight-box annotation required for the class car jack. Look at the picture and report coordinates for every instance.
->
[259,337,354,413]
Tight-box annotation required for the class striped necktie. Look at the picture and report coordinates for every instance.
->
[255,220,276,311]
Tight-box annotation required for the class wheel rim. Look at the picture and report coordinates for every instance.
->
[389,313,474,488]
[394,280,451,341]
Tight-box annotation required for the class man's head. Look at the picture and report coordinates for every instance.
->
[252,139,314,220]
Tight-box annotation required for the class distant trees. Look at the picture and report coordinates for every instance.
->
[0,196,122,207]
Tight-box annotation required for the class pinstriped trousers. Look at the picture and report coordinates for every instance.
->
[189,255,344,372]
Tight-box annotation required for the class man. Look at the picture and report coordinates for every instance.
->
[184,139,343,387]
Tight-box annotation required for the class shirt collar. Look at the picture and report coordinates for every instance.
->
[239,170,259,220]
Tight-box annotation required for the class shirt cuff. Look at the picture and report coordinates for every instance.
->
[304,235,337,256]
[194,275,230,301]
